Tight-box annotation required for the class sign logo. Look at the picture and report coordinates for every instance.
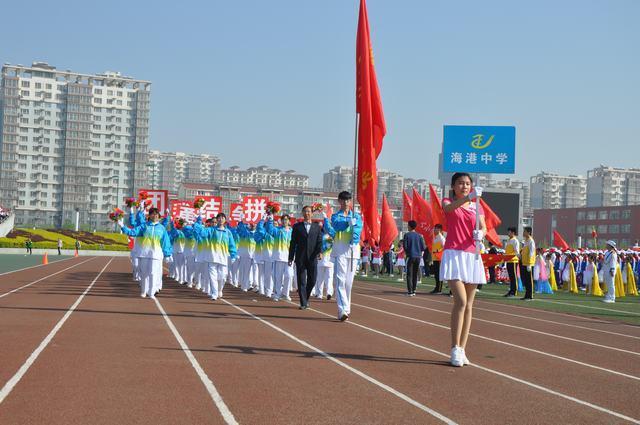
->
[471,134,494,150]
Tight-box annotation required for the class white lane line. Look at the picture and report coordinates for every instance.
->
[154,299,238,425]
[222,298,457,425]
[0,256,75,277]
[293,301,640,424]
[0,257,96,299]
[356,292,640,358]
[350,300,640,382]
[359,281,640,335]
[0,258,112,405]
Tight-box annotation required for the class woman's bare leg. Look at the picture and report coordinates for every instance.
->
[460,284,477,349]
[449,280,467,347]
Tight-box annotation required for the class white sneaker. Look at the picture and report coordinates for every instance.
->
[273,297,280,302]
[450,346,463,367]
[461,348,470,365]
[140,293,147,298]
[602,299,615,303]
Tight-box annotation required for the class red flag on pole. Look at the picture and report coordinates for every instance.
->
[379,194,398,253]
[326,202,333,218]
[412,188,434,250]
[356,0,386,243]
[402,191,413,222]
[429,184,447,231]
[479,198,503,247]
[553,230,570,250]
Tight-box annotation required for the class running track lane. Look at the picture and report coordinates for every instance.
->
[215,286,626,424]
[0,258,227,425]
[151,265,451,424]
[341,287,640,419]
[0,257,107,387]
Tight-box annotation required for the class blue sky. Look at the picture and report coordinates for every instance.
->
[2,0,638,186]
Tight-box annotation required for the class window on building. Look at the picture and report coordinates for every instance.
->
[621,224,631,233]
[597,224,607,234]
[620,239,630,248]
[586,211,596,220]
[576,225,585,235]
[576,211,585,220]
[609,224,619,234]
[609,210,620,220]
[598,210,608,220]
[621,210,631,219]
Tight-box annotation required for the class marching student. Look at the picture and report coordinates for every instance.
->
[255,217,275,298]
[265,214,294,302]
[503,227,520,297]
[128,205,146,282]
[429,224,446,294]
[322,191,363,322]
[440,173,486,367]
[602,241,618,303]
[182,222,198,287]
[119,207,173,300]
[236,216,258,292]
[395,243,406,281]
[520,226,536,301]
[313,232,335,300]
[371,243,382,278]
[193,212,237,300]
[168,218,188,284]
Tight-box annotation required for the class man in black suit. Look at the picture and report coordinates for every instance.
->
[289,205,323,309]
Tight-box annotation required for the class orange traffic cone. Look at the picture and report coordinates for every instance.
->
[42,252,48,265]
[74,249,79,257]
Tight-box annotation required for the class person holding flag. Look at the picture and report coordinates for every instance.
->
[323,191,363,321]
[440,173,486,367]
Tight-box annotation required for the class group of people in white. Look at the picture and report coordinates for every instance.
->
[117,191,362,321]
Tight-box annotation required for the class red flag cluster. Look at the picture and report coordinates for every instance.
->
[401,184,504,249]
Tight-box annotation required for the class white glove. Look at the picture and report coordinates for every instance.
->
[231,256,238,264]
[321,211,327,219]
[164,256,174,264]
[526,265,532,272]
[130,207,135,215]
[117,219,124,227]
[472,229,484,241]
[165,208,171,217]
[350,217,357,226]
[468,186,483,201]
[610,269,615,277]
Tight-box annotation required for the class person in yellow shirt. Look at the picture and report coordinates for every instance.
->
[520,226,536,301]
[504,227,520,297]
[429,224,446,294]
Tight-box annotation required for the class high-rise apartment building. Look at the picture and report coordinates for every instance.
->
[0,62,150,230]
[586,166,640,207]
[147,150,221,195]
[530,172,587,210]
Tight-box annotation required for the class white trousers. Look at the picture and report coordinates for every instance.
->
[186,254,197,285]
[262,260,274,297]
[131,256,141,281]
[603,274,616,302]
[239,257,254,291]
[250,262,259,289]
[314,264,334,298]
[273,261,293,299]
[205,262,228,299]
[172,252,186,283]
[139,258,162,298]
[229,258,240,286]
[332,255,356,318]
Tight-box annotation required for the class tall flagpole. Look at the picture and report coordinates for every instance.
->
[352,113,359,202]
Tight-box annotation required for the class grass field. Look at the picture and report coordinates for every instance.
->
[358,274,640,326]
[0,254,73,274]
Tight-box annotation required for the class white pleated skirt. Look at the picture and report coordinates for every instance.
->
[440,249,486,285]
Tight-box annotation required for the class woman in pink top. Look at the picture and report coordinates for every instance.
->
[440,172,486,367]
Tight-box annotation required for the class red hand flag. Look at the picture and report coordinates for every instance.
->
[356,0,386,243]
[412,188,434,250]
[479,198,503,247]
[402,191,413,222]
[429,184,447,231]
[379,194,398,253]
[553,230,570,251]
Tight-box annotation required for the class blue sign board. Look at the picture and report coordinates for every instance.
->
[442,125,516,174]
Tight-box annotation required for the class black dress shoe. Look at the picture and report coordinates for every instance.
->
[326,294,332,301]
